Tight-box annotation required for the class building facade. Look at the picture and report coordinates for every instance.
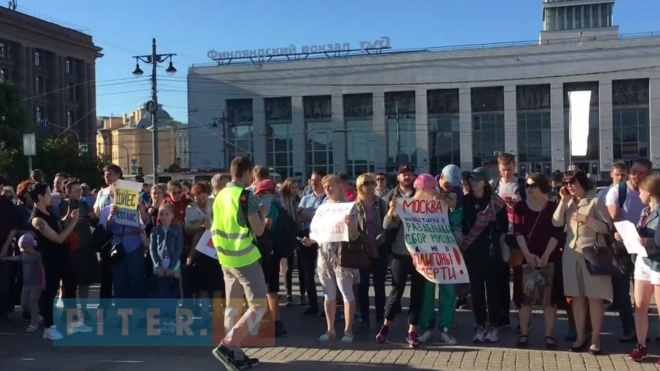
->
[0,6,102,157]
[188,0,660,180]
[97,105,189,176]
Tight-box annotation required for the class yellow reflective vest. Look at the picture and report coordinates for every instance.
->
[211,186,261,268]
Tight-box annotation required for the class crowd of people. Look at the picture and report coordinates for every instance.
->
[1,152,660,369]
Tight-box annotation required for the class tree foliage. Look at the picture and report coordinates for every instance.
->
[0,137,104,188]
[0,82,28,151]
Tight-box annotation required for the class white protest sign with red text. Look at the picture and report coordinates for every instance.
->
[309,202,356,243]
[396,198,469,284]
[194,230,219,259]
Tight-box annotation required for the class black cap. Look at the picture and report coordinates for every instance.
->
[397,165,415,174]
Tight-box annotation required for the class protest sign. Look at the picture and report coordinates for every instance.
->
[310,202,356,243]
[114,180,143,227]
[396,198,469,284]
[194,230,219,259]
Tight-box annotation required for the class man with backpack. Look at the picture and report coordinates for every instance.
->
[606,157,652,343]
[211,156,268,370]
[492,153,526,329]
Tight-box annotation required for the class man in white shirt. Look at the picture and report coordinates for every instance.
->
[598,162,628,200]
[605,157,652,342]
[492,153,525,329]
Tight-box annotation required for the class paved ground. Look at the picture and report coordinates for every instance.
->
[2,277,660,370]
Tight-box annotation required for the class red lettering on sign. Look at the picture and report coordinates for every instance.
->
[402,199,443,215]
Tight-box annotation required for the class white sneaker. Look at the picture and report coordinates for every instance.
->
[43,326,63,340]
[472,327,486,343]
[439,328,457,345]
[418,329,432,343]
[69,322,93,334]
[485,327,499,343]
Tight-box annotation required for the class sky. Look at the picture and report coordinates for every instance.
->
[18,0,660,123]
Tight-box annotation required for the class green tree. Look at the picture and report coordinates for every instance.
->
[0,82,27,151]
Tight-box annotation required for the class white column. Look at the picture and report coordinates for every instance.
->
[415,88,429,173]
[372,90,387,173]
[550,82,566,172]
[459,87,473,171]
[504,85,518,156]
[650,78,660,169]
[291,96,306,180]
[599,80,614,173]
[331,94,347,173]
[252,98,267,166]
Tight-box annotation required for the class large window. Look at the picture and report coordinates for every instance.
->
[613,79,650,161]
[265,97,293,178]
[304,96,333,177]
[517,85,552,176]
[345,93,375,179]
[0,42,6,59]
[563,82,599,162]
[472,87,505,166]
[0,69,7,83]
[428,89,460,173]
[226,99,253,162]
[386,91,416,174]
[347,120,375,179]
[65,59,71,74]
[34,51,41,67]
[306,122,333,177]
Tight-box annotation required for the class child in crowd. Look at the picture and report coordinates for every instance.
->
[149,204,183,334]
[0,234,45,333]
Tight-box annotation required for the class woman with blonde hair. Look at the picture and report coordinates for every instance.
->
[301,174,361,343]
[628,176,660,363]
[355,173,388,332]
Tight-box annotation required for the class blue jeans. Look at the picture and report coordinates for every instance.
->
[149,275,179,319]
[359,248,390,325]
[112,248,147,299]
[612,272,635,332]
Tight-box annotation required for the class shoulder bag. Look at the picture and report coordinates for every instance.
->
[580,206,617,276]
[510,203,545,268]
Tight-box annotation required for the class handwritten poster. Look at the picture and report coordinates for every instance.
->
[114,179,143,227]
[194,230,219,259]
[396,199,469,284]
[310,202,356,243]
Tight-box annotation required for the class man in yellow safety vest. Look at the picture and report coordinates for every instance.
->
[211,156,270,370]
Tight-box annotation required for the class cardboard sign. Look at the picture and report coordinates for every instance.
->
[309,202,356,243]
[194,230,219,259]
[114,180,143,227]
[396,199,469,284]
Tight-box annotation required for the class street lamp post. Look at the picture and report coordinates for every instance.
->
[132,38,176,184]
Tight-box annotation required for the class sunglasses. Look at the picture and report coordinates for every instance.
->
[525,183,538,189]
[362,181,376,187]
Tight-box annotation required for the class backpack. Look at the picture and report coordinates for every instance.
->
[618,181,628,210]
[272,202,299,258]
[239,190,272,262]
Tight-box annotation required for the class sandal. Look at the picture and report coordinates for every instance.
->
[545,336,558,350]
[319,331,336,342]
[341,333,354,344]
[516,335,529,348]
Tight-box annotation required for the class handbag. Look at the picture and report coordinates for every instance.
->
[102,226,126,265]
[581,214,617,276]
[510,203,545,268]
[339,239,372,270]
